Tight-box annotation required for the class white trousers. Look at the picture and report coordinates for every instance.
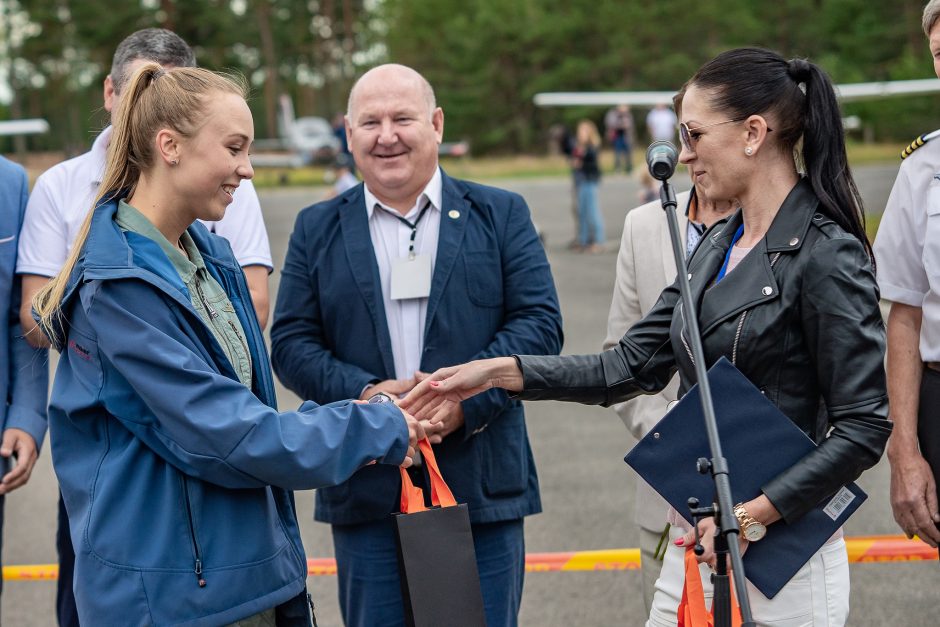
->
[646,527,850,627]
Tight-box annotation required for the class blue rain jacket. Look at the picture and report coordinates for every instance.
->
[45,196,409,626]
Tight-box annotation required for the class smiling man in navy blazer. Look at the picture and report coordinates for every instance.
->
[271,64,562,626]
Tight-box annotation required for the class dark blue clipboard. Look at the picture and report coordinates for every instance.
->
[624,357,866,598]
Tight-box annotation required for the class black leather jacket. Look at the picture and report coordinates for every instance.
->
[518,180,891,523]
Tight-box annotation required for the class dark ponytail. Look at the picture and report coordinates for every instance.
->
[690,48,873,265]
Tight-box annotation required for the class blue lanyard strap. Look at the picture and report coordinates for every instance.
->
[715,224,745,284]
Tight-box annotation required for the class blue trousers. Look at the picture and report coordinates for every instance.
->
[333,517,525,627]
[577,180,605,247]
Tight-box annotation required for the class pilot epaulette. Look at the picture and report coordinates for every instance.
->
[901,129,940,159]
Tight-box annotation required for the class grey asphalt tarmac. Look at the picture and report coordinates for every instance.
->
[3,163,938,626]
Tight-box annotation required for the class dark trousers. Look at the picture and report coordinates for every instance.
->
[332,517,525,627]
[920,368,940,519]
[57,493,80,627]
[1,492,5,601]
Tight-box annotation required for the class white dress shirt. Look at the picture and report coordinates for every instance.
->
[875,138,940,361]
[364,167,443,380]
[17,126,272,278]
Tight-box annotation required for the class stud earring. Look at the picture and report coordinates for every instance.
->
[171,159,179,166]
[744,147,754,156]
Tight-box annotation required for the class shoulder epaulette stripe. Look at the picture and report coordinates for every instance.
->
[901,129,940,160]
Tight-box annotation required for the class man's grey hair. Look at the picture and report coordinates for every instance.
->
[110,28,196,94]
[924,0,940,36]
[346,64,436,120]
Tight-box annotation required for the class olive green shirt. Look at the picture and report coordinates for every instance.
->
[115,200,253,387]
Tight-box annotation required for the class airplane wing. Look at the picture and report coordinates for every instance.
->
[534,78,940,107]
[835,78,940,101]
[0,119,49,136]
[534,91,675,107]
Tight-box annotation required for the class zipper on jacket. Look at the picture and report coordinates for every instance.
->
[193,279,219,319]
[677,303,696,366]
[180,476,207,587]
[228,319,250,360]
[731,252,780,365]
[732,311,748,365]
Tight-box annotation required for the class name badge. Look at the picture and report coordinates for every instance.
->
[391,254,432,300]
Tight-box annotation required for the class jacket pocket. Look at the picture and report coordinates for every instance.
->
[482,414,528,497]
[464,251,504,308]
[63,327,103,395]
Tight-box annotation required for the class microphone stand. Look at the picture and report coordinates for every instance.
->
[658,179,757,627]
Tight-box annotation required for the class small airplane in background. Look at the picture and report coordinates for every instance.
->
[534,77,940,107]
[0,118,49,137]
[250,95,341,168]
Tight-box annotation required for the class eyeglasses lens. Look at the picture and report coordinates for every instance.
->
[679,123,693,151]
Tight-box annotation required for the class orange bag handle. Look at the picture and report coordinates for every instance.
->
[399,438,458,514]
[676,547,742,627]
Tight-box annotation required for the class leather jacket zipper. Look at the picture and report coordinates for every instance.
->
[682,252,782,368]
[180,476,207,587]
[731,252,780,365]
[732,311,748,365]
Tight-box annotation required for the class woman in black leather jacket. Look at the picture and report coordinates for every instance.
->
[404,48,891,626]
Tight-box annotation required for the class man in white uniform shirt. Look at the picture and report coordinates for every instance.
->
[16,29,273,627]
[874,0,940,552]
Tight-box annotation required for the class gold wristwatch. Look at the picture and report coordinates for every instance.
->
[733,503,767,542]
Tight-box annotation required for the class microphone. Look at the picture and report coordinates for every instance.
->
[646,141,679,181]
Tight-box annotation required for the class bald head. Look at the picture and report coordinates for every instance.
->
[347,64,436,121]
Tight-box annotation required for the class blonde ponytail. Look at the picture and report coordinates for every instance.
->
[33,63,247,345]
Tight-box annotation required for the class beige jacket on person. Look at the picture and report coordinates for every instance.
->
[603,191,690,531]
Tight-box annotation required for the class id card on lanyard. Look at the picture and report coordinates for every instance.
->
[390,202,433,300]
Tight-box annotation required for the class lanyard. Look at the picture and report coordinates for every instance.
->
[715,224,745,284]
[388,202,431,260]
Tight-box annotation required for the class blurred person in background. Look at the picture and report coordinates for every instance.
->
[605,104,636,173]
[572,119,605,253]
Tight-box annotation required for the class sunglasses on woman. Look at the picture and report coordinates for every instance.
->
[679,119,744,152]
[679,118,772,153]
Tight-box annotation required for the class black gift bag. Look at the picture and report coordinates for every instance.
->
[394,438,487,627]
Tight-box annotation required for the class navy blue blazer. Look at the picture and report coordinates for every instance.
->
[271,170,563,525]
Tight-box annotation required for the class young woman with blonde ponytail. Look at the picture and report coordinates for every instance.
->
[35,63,424,626]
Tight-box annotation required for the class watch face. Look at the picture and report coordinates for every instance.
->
[744,522,767,542]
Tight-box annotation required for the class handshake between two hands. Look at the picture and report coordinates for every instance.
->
[358,357,526,469]
[359,370,462,469]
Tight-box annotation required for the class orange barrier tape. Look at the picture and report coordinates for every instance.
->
[3,535,935,581]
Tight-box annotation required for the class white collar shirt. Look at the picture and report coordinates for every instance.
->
[364,167,443,380]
